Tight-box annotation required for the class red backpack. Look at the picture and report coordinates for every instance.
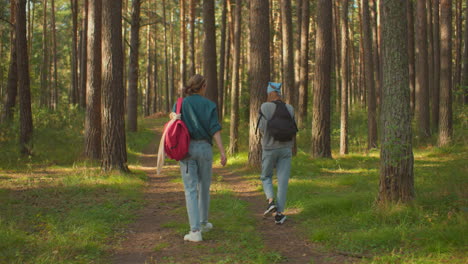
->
[163,98,190,161]
[157,98,191,174]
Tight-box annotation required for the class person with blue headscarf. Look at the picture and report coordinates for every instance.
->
[256,82,295,224]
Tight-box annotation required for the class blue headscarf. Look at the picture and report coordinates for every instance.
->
[267,82,282,95]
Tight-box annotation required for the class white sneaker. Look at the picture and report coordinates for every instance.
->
[201,222,213,233]
[184,230,202,242]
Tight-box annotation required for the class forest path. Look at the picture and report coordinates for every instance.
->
[110,120,358,264]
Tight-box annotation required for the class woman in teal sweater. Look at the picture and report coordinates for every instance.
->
[177,74,227,242]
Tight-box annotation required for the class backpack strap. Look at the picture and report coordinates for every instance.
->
[255,109,265,135]
[176,97,184,114]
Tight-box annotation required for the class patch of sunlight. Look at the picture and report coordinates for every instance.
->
[290,178,342,189]
[285,207,303,216]
[321,167,377,175]
[127,150,144,157]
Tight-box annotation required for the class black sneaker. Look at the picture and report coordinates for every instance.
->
[263,201,277,217]
[275,213,287,224]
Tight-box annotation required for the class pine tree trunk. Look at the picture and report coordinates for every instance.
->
[40,0,49,108]
[461,0,468,104]
[426,0,434,129]
[16,0,33,155]
[370,0,381,106]
[180,0,186,97]
[408,0,416,114]
[189,0,196,76]
[70,0,78,105]
[248,0,270,167]
[84,0,102,160]
[415,0,431,138]
[333,2,341,113]
[454,0,462,93]
[379,0,414,204]
[2,0,18,123]
[170,10,175,105]
[145,26,152,117]
[297,0,309,129]
[340,0,349,155]
[294,0,302,93]
[362,0,378,149]
[162,0,170,112]
[50,0,58,110]
[203,0,218,106]
[218,0,227,120]
[438,0,453,146]
[432,0,441,128]
[101,0,129,172]
[312,0,332,158]
[152,21,159,114]
[126,0,140,132]
[79,0,88,108]
[281,0,295,108]
[229,0,241,155]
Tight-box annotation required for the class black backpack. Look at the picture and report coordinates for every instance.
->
[256,101,298,142]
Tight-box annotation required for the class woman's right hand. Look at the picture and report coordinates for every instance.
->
[220,152,227,166]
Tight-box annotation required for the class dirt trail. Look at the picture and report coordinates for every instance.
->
[111,125,358,264]
[215,166,358,264]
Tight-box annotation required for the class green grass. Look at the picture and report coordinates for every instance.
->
[229,106,467,263]
[1,104,466,263]
[161,181,284,264]
[0,107,155,263]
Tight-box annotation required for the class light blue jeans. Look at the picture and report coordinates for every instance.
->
[261,147,292,213]
[179,140,213,232]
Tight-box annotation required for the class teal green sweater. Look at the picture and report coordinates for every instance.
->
[173,94,222,144]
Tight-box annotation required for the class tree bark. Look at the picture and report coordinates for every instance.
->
[84,0,102,160]
[362,0,378,149]
[340,0,349,155]
[203,0,218,106]
[126,0,140,132]
[101,0,129,172]
[189,0,196,76]
[432,0,441,130]
[379,0,414,204]
[407,1,415,114]
[16,0,33,155]
[297,0,309,129]
[70,0,79,105]
[461,0,468,104]
[294,0,302,94]
[180,0,187,97]
[218,0,227,120]
[145,25,152,117]
[426,0,434,128]
[312,0,332,158]
[2,0,17,123]
[229,0,241,155]
[50,0,58,110]
[415,0,431,138]
[162,0,169,112]
[370,0,381,106]
[248,0,270,167]
[40,0,49,108]
[281,0,295,108]
[79,0,88,108]
[454,0,462,92]
[438,0,453,146]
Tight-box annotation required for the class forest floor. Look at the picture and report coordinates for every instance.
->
[110,117,359,264]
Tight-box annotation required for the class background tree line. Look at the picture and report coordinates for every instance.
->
[0,0,465,203]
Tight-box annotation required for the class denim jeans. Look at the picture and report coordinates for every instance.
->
[261,147,292,213]
[179,140,213,232]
